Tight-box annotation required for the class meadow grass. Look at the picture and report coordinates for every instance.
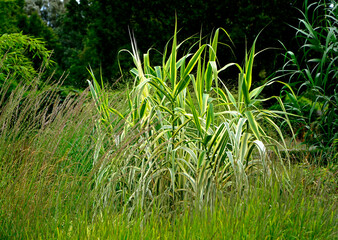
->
[51,168,337,240]
[1,18,337,239]
[0,74,336,239]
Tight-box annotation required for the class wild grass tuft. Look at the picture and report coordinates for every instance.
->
[88,25,295,216]
[281,0,338,156]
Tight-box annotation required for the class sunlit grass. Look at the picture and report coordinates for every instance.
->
[1,15,337,239]
[0,73,336,239]
[86,25,299,218]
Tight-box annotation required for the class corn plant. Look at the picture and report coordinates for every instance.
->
[88,25,292,214]
[281,0,337,156]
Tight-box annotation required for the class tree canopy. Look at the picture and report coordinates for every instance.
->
[1,0,303,88]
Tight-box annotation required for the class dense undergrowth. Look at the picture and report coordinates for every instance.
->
[0,1,337,239]
[0,46,336,240]
[280,0,338,155]
[0,83,336,238]
[0,79,336,238]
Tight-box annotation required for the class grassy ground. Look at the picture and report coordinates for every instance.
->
[0,81,336,239]
[2,165,336,239]
[52,171,337,240]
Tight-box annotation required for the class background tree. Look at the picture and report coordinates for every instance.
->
[55,0,92,87]
[24,0,69,28]
[1,0,304,89]
[57,0,303,88]
[0,0,62,80]
[0,33,53,88]
[0,0,25,34]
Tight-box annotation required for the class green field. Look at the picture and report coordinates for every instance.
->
[1,1,337,239]
[0,54,336,239]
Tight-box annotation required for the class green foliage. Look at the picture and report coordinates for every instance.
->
[0,0,64,85]
[0,33,53,86]
[281,0,338,155]
[24,0,69,28]
[88,27,293,215]
[19,11,61,56]
[0,0,25,34]
[0,52,335,240]
[57,0,302,88]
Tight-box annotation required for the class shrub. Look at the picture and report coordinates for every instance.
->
[0,32,53,86]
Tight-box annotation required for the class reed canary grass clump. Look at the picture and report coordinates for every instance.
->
[87,25,295,215]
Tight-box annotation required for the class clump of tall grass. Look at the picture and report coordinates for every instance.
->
[0,74,96,238]
[0,66,146,238]
[281,0,337,158]
[88,25,294,215]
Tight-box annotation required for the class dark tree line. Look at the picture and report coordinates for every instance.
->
[1,0,303,89]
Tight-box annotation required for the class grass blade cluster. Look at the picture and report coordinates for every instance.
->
[0,41,336,239]
[281,0,338,157]
[88,26,294,214]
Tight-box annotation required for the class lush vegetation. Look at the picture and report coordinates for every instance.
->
[281,0,337,155]
[0,0,337,239]
[0,70,336,239]
[88,26,293,212]
[1,0,303,88]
